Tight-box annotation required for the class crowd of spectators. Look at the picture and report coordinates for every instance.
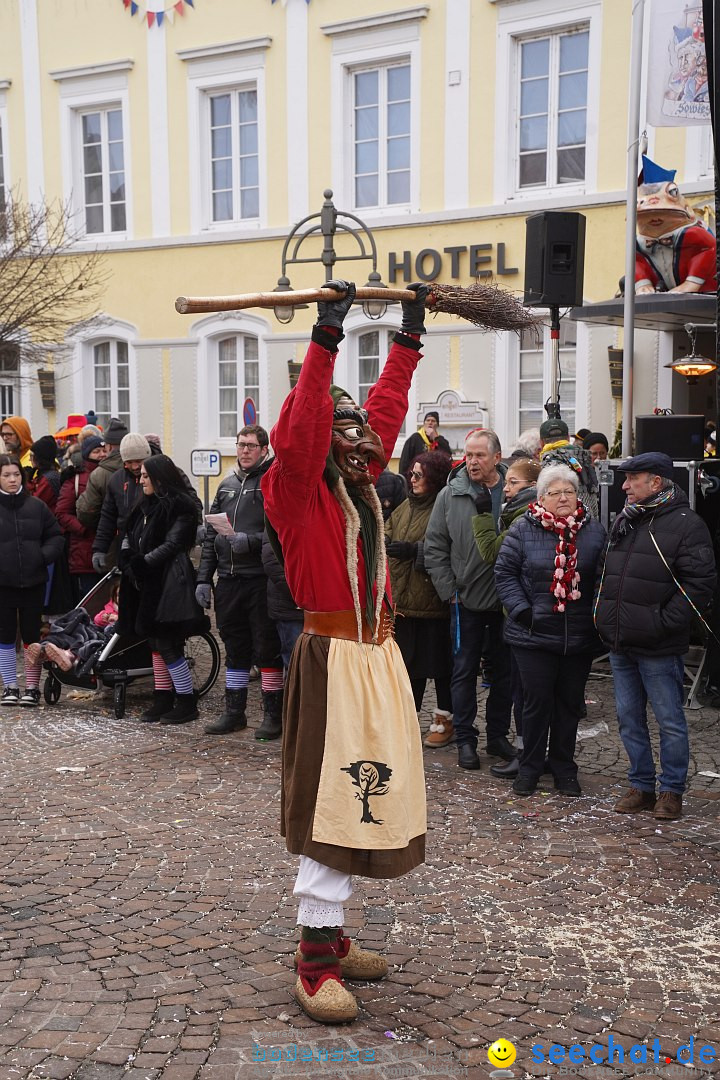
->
[0,405,714,821]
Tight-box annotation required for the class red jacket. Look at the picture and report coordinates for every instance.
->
[263,337,420,613]
[55,462,98,574]
[635,223,717,293]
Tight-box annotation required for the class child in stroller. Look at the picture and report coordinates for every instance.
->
[37,570,220,718]
[27,581,120,673]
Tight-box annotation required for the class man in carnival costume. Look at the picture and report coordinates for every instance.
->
[262,281,429,1023]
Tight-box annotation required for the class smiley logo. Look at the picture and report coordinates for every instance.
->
[488,1039,517,1068]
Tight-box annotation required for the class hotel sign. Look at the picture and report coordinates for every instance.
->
[387,242,519,283]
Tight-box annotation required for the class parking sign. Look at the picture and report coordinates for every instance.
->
[191,449,222,477]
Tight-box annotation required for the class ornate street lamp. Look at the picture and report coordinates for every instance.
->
[273,189,389,325]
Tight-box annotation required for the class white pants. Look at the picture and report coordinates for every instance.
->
[293,856,353,928]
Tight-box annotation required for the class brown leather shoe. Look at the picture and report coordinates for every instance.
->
[614,787,656,813]
[654,791,683,821]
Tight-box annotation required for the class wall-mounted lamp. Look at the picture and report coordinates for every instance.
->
[665,324,717,385]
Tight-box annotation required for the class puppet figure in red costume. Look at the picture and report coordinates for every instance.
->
[262,281,429,1024]
[635,155,716,295]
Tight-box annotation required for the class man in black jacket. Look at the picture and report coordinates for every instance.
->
[594,453,716,821]
[196,425,283,738]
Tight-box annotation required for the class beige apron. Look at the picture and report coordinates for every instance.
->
[311,636,427,850]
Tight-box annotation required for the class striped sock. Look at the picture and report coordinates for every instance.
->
[152,653,173,690]
[167,658,193,696]
[261,667,284,692]
[226,668,250,690]
[0,644,17,688]
[297,926,342,989]
[23,647,41,690]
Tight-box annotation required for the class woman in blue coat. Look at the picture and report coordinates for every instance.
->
[494,464,606,796]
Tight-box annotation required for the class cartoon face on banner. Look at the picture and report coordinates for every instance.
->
[647,1,710,126]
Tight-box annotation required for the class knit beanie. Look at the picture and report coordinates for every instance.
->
[30,435,58,464]
[104,418,129,446]
[120,433,151,462]
[81,436,105,461]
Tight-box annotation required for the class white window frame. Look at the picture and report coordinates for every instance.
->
[685,125,715,183]
[0,81,10,214]
[0,346,20,421]
[53,64,133,241]
[334,307,416,458]
[76,105,128,237]
[192,311,270,454]
[71,317,138,430]
[492,317,589,452]
[493,0,601,204]
[180,40,269,234]
[325,13,424,217]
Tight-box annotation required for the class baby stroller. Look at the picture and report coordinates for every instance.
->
[42,569,221,718]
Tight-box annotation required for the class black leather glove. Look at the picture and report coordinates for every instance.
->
[515,608,533,629]
[316,279,356,330]
[472,487,492,515]
[401,282,430,335]
[129,554,147,579]
[386,540,416,561]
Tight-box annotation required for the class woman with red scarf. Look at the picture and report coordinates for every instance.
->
[494,464,605,797]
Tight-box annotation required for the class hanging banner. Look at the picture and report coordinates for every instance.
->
[647,0,711,126]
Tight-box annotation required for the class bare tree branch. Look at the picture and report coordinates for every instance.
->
[0,193,109,365]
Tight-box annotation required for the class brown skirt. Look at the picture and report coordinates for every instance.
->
[281,632,426,879]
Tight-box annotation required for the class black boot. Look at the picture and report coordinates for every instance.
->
[159,692,199,725]
[204,688,248,735]
[140,690,175,723]
[255,688,283,740]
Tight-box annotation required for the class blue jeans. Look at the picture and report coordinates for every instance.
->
[609,652,689,794]
[276,619,303,670]
[450,605,511,748]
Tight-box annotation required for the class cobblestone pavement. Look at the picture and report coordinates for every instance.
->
[0,661,719,1080]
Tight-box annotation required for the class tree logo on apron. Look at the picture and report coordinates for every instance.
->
[341,760,392,825]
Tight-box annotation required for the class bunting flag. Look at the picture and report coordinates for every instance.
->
[120,0,196,26]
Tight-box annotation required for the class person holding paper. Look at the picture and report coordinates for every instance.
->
[195,425,283,738]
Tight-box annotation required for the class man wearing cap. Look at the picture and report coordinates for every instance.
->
[76,418,129,536]
[582,432,609,464]
[594,452,715,821]
[86,431,151,571]
[399,410,452,478]
[539,418,599,518]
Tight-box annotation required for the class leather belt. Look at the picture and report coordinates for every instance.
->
[303,608,393,645]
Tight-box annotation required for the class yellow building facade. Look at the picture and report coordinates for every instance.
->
[0,0,714,479]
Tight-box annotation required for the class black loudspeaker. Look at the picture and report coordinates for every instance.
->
[635,414,705,460]
[523,211,586,307]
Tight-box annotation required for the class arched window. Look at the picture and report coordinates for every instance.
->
[217,334,260,438]
[193,312,269,451]
[91,339,131,430]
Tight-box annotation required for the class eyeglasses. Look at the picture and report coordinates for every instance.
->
[410,471,424,480]
[505,477,525,486]
[544,489,576,498]
[236,441,261,450]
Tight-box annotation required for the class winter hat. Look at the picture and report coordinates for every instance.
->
[120,433,151,462]
[144,432,162,451]
[2,416,33,456]
[30,435,58,465]
[81,436,105,461]
[540,418,569,441]
[424,411,440,424]
[104,418,129,446]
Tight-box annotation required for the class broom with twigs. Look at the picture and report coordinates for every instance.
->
[175,281,543,336]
